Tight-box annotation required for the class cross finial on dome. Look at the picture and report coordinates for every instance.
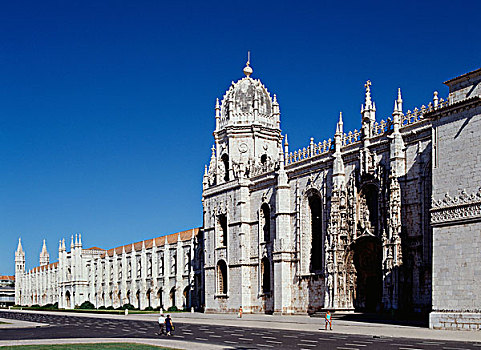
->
[243,51,253,77]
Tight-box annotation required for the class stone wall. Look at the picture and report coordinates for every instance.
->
[429,68,481,330]
[430,312,481,331]
[432,223,481,312]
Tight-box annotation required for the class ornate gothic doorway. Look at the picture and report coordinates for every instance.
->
[352,236,382,312]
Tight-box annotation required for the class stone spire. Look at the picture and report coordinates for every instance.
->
[15,238,25,270]
[361,80,376,138]
[272,94,280,127]
[332,112,346,188]
[40,239,50,266]
[78,234,82,248]
[390,88,406,177]
[215,98,220,130]
[396,88,403,113]
[207,145,216,185]
[16,238,24,256]
[71,235,74,249]
[203,165,209,189]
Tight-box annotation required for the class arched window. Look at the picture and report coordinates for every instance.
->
[171,250,177,275]
[309,194,323,272]
[136,290,140,309]
[170,287,176,308]
[157,288,163,309]
[158,253,164,276]
[221,154,229,181]
[261,203,271,242]
[217,260,228,294]
[127,258,132,279]
[146,289,151,308]
[147,253,152,277]
[184,248,191,273]
[117,260,122,280]
[65,290,71,308]
[261,257,271,294]
[136,256,141,278]
[183,286,190,308]
[218,214,227,247]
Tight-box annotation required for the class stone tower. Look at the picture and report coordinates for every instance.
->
[203,56,284,313]
[15,238,25,305]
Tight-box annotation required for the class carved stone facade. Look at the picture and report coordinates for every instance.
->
[202,61,481,330]
[14,60,481,330]
[15,228,204,310]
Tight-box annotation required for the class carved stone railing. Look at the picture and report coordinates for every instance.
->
[286,138,332,165]
[248,161,278,177]
[401,97,449,128]
[218,112,276,128]
[373,119,390,136]
[341,129,361,146]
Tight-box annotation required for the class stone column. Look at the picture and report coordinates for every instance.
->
[238,176,252,313]
[273,149,293,314]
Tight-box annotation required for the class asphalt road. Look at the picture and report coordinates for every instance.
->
[1,311,481,350]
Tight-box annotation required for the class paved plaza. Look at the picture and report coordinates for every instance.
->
[0,309,480,349]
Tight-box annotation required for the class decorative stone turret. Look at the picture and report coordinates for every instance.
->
[325,114,352,310]
[283,135,289,164]
[361,80,376,139]
[389,88,406,177]
[360,80,376,175]
[15,238,25,266]
[15,238,25,305]
[332,112,346,189]
[39,239,50,266]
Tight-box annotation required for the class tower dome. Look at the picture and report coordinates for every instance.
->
[217,60,279,130]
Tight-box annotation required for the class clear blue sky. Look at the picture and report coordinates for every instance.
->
[2,0,480,274]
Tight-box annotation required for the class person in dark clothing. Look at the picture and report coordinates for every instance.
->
[165,314,174,336]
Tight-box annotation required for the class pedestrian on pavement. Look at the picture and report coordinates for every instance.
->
[165,314,174,336]
[157,314,165,335]
[325,310,332,330]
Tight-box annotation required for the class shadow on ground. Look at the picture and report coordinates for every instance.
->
[311,312,429,328]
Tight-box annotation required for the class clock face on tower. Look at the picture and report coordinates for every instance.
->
[238,143,248,153]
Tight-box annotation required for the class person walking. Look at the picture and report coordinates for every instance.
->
[157,314,165,335]
[325,310,332,330]
[165,314,174,336]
